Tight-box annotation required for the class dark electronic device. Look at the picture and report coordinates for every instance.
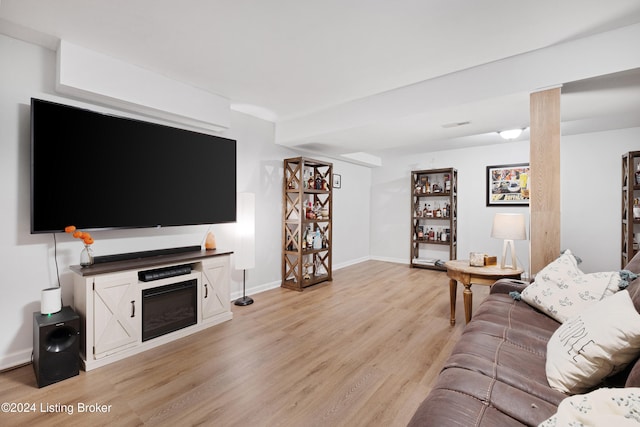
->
[30,98,236,233]
[32,306,80,388]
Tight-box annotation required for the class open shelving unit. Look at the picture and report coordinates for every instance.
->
[282,157,333,291]
[622,151,640,267]
[410,168,457,270]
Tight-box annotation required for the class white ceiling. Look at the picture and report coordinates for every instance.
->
[2,0,640,162]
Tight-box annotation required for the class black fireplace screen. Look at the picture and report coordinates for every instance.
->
[142,279,197,342]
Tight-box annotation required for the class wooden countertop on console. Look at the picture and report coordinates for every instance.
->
[70,248,233,276]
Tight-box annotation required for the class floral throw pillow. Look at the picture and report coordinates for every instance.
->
[512,250,635,323]
[539,387,640,426]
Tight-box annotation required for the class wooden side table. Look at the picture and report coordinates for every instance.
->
[445,260,523,325]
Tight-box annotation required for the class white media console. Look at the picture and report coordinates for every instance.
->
[71,249,233,371]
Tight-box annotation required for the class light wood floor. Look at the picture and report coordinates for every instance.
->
[0,260,489,427]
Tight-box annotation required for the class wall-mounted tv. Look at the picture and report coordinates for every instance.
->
[31,98,236,234]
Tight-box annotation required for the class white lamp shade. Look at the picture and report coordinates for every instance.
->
[235,192,255,270]
[491,213,526,240]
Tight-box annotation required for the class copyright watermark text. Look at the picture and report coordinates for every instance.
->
[1,401,112,415]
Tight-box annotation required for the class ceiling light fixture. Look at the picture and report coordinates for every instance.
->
[498,128,525,140]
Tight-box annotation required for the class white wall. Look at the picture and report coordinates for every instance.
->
[561,127,640,272]
[0,34,371,369]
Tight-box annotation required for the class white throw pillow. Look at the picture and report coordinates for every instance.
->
[539,388,640,426]
[546,290,640,394]
[520,250,624,322]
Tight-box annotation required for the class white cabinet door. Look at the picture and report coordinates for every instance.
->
[201,256,230,321]
[93,272,140,357]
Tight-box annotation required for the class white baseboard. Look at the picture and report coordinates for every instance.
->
[0,349,32,372]
[230,279,280,300]
[333,256,371,270]
[370,255,409,265]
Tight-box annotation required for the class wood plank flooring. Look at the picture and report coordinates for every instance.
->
[0,260,490,427]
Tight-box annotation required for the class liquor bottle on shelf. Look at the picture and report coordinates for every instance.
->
[306,226,314,248]
[302,227,308,249]
[313,230,322,249]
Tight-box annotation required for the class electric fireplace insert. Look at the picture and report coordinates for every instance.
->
[142,279,197,342]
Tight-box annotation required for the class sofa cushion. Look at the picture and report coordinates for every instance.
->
[408,368,561,427]
[408,293,566,426]
[546,290,640,394]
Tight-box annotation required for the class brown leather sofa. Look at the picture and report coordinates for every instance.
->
[408,254,640,426]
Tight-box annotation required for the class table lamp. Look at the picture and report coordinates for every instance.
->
[491,213,526,269]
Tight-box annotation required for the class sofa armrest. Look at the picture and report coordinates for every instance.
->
[490,278,529,295]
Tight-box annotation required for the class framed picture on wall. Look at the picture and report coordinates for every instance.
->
[486,163,530,206]
[333,174,341,189]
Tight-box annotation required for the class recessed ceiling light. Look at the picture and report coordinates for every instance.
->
[498,128,525,140]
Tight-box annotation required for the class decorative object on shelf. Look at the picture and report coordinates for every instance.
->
[303,262,311,280]
[484,255,497,265]
[469,252,485,267]
[79,245,94,267]
[65,225,95,267]
[204,231,217,250]
[234,192,255,306]
[486,163,530,206]
[491,213,527,269]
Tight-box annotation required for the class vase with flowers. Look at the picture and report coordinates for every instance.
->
[65,225,95,266]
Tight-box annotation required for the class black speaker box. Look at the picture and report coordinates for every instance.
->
[33,306,80,388]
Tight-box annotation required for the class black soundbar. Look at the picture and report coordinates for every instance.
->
[93,245,201,264]
[138,264,193,282]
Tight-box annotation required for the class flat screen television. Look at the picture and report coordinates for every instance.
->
[31,98,236,234]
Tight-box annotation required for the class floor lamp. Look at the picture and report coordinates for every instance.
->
[491,213,526,269]
[234,192,255,306]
